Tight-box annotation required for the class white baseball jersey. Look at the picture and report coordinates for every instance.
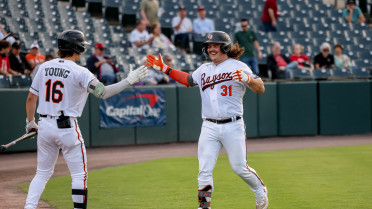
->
[191,58,254,119]
[29,58,95,117]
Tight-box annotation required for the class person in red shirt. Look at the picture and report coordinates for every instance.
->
[290,44,313,71]
[261,0,280,32]
[0,40,21,76]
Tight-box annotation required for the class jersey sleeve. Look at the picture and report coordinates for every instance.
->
[29,66,42,96]
[191,65,203,86]
[79,67,96,91]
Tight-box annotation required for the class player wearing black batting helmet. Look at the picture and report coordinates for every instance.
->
[202,31,232,57]
[58,30,90,54]
[147,29,268,209]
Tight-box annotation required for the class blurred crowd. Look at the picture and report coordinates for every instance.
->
[0,0,369,83]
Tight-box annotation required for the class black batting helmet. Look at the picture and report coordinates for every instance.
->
[58,30,90,54]
[202,31,232,55]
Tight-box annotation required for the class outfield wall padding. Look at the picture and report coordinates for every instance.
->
[244,89,259,138]
[319,81,371,135]
[0,89,38,151]
[277,82,318,136]
[2,81,372,152]
[258,83,278,137]
[177,86,202,142]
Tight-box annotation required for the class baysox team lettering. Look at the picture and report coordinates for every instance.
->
[44,67,70,78]
[201,72,233,91]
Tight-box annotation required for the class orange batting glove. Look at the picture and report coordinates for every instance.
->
[146,54,170,74]
[232,70,252,84]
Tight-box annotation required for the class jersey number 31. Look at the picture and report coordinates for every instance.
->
[221,85,232,96]
[45,79,64,103]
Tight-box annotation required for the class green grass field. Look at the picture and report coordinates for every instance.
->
[19,145,372,209]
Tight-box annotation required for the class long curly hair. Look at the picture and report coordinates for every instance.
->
[227,42,245,60]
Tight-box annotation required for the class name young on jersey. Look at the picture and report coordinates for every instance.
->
[44,67,70,78]
[201,72,233,91]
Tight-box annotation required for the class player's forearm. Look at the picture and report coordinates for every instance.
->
[248,79,265,93]
[166,68,190,87]
[26,92,38,121]
[101,79,131,99]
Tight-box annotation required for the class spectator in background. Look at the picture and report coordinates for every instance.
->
[150,23,175,49]
[314,42,334,69]
[0,23,6,40]
[8,41,32,75]
[163,54,174,68]
[31,52,55,79]
[0,40,21,75]
[261,0,280,32]
[290,44,313,70]
[234,18,262,75]
[26,43,45,71]
[192,7,214,34]
[172,6,192,52]
[130,19,154,49]
[163,54,176,83]
[343,0,365,24]
[267,42,298,79]
[140,57,170,85]
[86,42,118,85]
[333,44,356,70]
[140,0,160,27]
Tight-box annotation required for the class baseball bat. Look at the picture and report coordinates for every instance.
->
[0,131,37,152]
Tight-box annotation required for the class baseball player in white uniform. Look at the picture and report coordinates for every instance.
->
[146,31,268,209]
[24,30,148,209]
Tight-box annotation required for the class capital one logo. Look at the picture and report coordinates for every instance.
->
[106,94,162,119]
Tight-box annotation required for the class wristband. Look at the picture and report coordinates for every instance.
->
[166,68,172,75]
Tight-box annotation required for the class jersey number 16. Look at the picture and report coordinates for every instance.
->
[45,79,64,103]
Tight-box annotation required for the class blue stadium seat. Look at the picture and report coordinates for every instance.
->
[313,69,331,80]
[0,75,10,88]
[331,69,353,79]
[290,69,312,80]
[10,75,32,88]
[352,68,372,79]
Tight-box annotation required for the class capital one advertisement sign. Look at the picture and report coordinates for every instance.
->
[99,89,166,128]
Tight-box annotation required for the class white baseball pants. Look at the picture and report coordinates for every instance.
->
[198,119,265,195]
[24,117,88,209]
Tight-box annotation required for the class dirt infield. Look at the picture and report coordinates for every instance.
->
[1,134,372,209]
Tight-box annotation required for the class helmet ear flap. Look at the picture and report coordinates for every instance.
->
[220,43,232,54]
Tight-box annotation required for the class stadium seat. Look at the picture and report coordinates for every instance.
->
[103,0,120,22]
[313,69,331,80]
[0,75,10,88]
[331,69,353,79]
[290,69,312,80]
[352,68,372,79]
[70,0,85,7]
[10,75,32,88]
[86,0,103,16]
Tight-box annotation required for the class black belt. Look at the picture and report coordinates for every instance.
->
[39,114,69,119]
[205,116,241,124]
[39,114,56,119]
